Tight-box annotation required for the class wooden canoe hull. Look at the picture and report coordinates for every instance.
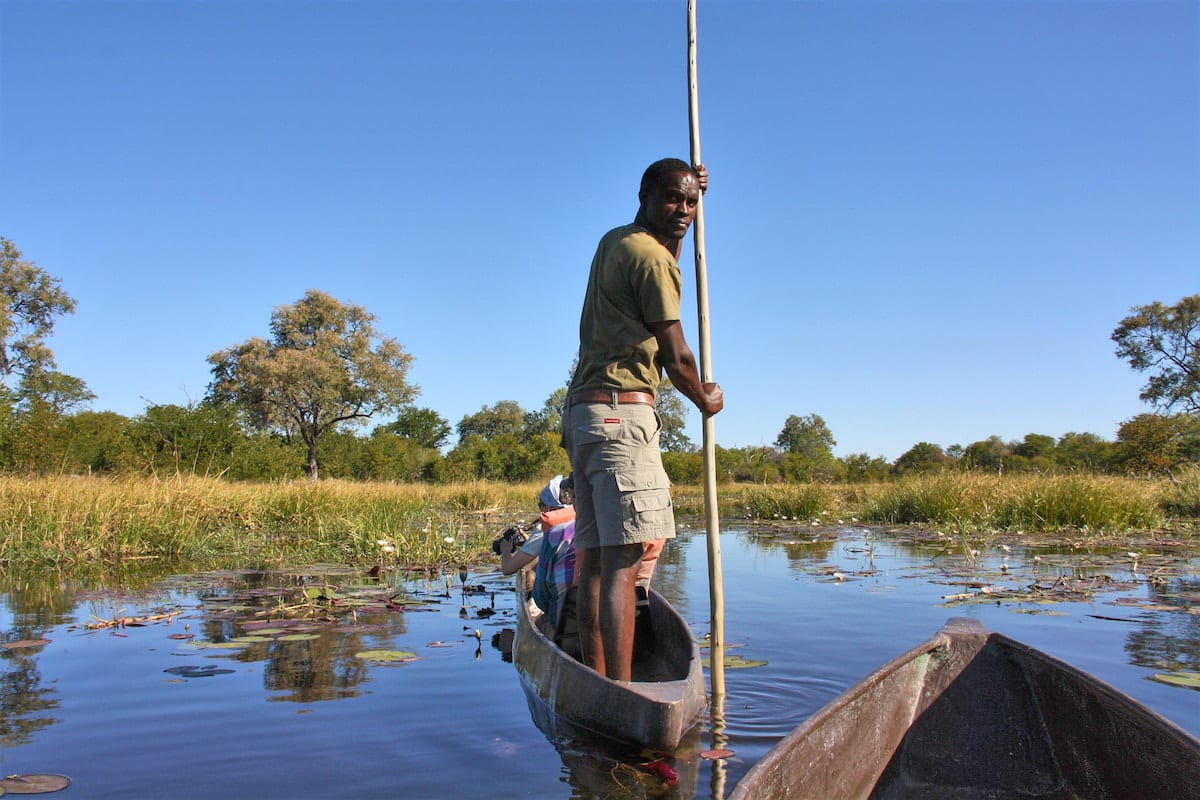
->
[513,585,706,752]
[730,617,1200,800]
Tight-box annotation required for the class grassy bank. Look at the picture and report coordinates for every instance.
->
[1,472,1196,569]
[736,471,1200,535]
[0,476,546,569]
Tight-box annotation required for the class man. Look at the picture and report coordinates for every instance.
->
[562,158,724,681]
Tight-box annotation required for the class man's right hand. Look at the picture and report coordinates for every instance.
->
[699,382,724,416]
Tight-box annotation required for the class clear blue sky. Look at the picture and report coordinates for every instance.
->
[2,0,1196,461]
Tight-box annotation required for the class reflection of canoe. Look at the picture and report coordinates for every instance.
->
[514,584,705,752]
[730,617,1200,800]
[542,724,703,800]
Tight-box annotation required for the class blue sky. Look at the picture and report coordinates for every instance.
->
[1,0,1196,461]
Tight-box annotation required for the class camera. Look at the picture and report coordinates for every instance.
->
[491,525,528,556]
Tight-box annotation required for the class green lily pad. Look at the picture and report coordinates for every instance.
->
[700,653,768,669]
[189,640,247,649]
[1149,671,1200,690]
[355,649,420,662]
[231,635,273,643]
[277,633,320,641]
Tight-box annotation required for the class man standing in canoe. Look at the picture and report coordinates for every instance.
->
[562,158,724,682]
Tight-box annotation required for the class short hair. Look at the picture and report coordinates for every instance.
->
[640,158,696,194]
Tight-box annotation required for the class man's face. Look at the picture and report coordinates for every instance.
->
[638,170,700,244]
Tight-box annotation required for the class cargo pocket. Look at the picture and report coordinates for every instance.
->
[615,467,675,536]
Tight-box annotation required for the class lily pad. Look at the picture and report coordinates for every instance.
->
[700,653,768,669]
[1,638,51,650]
[188,640,247,649]
[701,748,735,759]
[1149,671,1200,690]
[163,665,236,678]
[355,649,420,662]
[0,773,71,794]
[277,633,320,642]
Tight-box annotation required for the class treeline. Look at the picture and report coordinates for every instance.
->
[2,399,1197,485]
[3,236,1198,486]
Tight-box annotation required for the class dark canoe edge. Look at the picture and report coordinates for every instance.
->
[513,582,707,752]
[729,617,1200,800]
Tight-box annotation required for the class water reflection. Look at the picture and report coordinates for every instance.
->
[1,644,58,747]
[0,528,1196,799]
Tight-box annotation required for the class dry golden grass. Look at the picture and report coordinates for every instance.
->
[0,475,540,568]
[0,472,1190,570]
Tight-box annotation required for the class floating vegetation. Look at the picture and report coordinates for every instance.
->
[164,665,236,679]
[354,649,420,663]
[1,638,51,650]
[700,653,768,670]
[0,773,72,794]
[82,608,184,630]
[1149,671,1200,691]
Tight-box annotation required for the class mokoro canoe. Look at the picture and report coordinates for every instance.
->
[730,617,1200,800]
[513,584,706,752]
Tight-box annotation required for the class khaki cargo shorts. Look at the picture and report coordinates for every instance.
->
[562,401,676,550]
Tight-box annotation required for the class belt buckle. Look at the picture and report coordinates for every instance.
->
[610,391,619,408]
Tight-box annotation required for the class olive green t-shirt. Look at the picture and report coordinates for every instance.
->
[568,224,682,395]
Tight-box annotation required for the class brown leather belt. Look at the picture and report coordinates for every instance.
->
[567,390,655,407]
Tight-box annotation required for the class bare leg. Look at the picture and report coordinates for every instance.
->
[598,543,643,681]
[575,548,604,674]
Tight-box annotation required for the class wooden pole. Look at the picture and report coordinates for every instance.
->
[687,0,725,701]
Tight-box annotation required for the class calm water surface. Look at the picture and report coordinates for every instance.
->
[2,524,1197,799]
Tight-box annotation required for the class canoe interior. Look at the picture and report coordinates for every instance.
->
[730,617,1200,800]
[514,586,706,752]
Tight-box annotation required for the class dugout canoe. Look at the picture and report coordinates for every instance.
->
[729,617,1200,800]
[513,584,706,752]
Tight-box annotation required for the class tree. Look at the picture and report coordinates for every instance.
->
[894,442,954,475]
[126,402,243,477]
[0,238,79,388]
[456,400,526,443]
[207,290,416,480]
[657,381,693,452]
[1116,413,1199,475]
[1056,431,1113,473]
[775,413,836,460]
[961,436,1010,473]
[841,452,891,483]
[382,407,451,449]
[1113,295,1200,414]
[523,387,568,440]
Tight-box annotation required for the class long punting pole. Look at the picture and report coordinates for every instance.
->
[687,0,725,701]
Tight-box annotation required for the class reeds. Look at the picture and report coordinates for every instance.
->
[0,472,1189,571]
[0,476,538,569]
[734,473,1176,535]
[857,473,1166,533]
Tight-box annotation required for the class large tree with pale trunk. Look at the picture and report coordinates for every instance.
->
[207,290,417,479]
[1112,294,1200,415]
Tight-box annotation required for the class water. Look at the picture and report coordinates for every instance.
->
[2,525,1197,799]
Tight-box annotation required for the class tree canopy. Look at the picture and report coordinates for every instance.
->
[206,290,416,479]
[0,238,88,405]
[1112,294,1200,414]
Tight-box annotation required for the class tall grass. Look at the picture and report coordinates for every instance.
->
[0,476,538,569]
[0,472,1190,571]
[856,473,1166,533]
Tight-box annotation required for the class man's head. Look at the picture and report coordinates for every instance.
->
[635,158,701,247]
